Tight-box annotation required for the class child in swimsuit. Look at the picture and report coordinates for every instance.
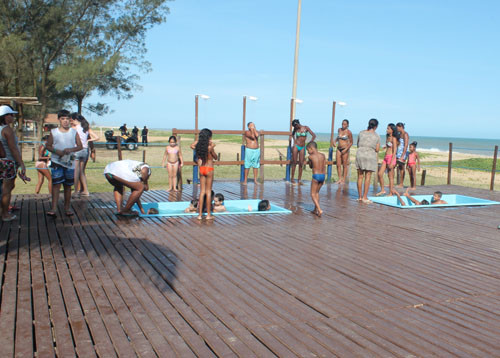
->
[376,124,399,196]
[213,193,226,212]
[306,141,326,217]
[406,141,420,190]
[184,199,199,213]
[35,135,52,194]
[190,128,217,220]
[162,135,184,192]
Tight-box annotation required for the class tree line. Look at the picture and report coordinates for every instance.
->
[0,0,171,134]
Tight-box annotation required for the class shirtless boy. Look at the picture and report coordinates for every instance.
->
[306,141,326,217]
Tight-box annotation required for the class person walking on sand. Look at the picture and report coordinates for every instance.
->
[190,128,217,220]
[355,118,380,203]
[243,122,260,185]
[162,135,183,192]
[333,119,353,184]
[290,119,316,185]
[395,122,410,187]
[104,160,151,216]
[45,109,83,217]
[376,123,399,196]
[0,105,27,222]
[306,141,326,217]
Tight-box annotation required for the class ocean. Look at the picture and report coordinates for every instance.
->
[276,133,500,156]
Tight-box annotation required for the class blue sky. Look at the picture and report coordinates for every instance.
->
[87,0,500,139]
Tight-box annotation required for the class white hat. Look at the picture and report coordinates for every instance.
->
[0,105,18,117]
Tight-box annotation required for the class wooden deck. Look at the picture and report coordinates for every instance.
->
[1,181,500,357]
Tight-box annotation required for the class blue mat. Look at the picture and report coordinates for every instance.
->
[368,194,500,209]
[134,199,292,217]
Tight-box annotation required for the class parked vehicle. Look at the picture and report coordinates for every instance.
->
[104,130,138,150]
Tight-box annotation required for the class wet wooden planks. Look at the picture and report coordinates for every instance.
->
[0,181,499,357]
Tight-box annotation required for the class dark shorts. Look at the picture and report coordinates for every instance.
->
[0,159,17,180]
[51,163,74,186]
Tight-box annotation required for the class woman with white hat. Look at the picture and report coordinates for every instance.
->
[0,105,26,222]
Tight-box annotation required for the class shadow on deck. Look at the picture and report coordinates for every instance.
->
[1,181,500,357]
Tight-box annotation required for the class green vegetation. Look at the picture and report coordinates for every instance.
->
[0,0,171,124]
[422,158,495,171]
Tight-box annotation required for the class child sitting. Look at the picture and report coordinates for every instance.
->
[184,199,199,213]
[213,193,226,212]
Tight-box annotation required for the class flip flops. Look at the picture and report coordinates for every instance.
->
[18,172,31,184]
[2,215,16,222]
[47,211,57,218]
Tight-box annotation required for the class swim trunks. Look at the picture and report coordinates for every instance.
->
[312,174,325,183]
[244,147,260,169]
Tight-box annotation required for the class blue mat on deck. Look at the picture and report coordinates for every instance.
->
[134,199,292,217]
[368,194,500,209]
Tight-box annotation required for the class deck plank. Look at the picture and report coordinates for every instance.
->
[0,182,499,356]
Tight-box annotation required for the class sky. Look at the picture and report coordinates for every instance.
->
[86,0,500,139]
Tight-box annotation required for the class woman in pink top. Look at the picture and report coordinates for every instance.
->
[162,135,183,192]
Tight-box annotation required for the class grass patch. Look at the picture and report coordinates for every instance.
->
[422,157,494,171]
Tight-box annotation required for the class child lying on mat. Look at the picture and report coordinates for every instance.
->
[391,189,447,206]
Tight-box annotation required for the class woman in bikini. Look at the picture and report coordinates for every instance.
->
[35,135,52,194]
[290,119,316,185]
[333,119,353,184]
[190,128,217,220]
[162,135,184,192]
[376,123,399,196]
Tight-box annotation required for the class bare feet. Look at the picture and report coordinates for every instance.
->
[362,199,373,204]
[290,179,296,185]
[375,191,386,196]
[242,182,247,185]
[396,184,404,188]
[410,187,416,190]
[166,188,172,192]
[206,215,214,220]
[335,179,344,184]
[316,209,323,217]
[197,215,203,220]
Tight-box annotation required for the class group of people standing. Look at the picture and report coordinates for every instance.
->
[355,119,419,202]
[119,123,149,146]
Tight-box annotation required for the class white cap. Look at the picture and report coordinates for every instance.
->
[0,105,18,117]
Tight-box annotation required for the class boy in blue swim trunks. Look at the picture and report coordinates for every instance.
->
[306,141,326,217]
[243,122,260,184]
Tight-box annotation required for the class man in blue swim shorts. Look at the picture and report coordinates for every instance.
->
[243,122,260,184]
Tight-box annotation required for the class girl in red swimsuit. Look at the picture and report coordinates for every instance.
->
[190,128,217,220]
[406,141,420,190]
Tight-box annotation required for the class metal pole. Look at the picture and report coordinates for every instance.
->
[328,101,336,182]
[195,95,199,140]
[291,0,302,120]
[330,101,336,146]
[241,96,247,182]
[447,142,452,185]
[490,145,498,191]
[286,98,295,181]
[242,96,247,144]
[194,95,199,183]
